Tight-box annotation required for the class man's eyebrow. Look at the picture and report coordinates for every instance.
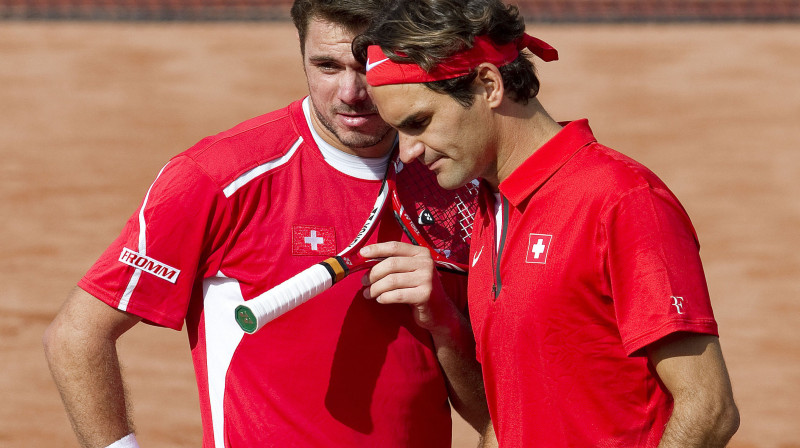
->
[308,55,339,65]
[395,113,424,129]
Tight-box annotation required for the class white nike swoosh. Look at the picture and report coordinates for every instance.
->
[472,246,484,267]
[366,57,389,72]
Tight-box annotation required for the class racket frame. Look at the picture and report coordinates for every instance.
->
[234,154,474,333]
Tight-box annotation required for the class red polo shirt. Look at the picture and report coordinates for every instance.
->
[81,99,459,447]
[468,119,718,447]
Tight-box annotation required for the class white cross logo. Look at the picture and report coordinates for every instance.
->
[530,239,546,260]
[304,230,324,251]
[525,233,552,264]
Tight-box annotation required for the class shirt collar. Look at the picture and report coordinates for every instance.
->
[499,119,597,207]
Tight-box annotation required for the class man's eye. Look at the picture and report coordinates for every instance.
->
[408,119,429,129]
[316,63,339,72]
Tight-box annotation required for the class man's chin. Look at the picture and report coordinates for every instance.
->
[433,171,462,191]
[337,128,393,149]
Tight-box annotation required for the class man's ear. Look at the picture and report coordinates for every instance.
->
[475,63,505,108]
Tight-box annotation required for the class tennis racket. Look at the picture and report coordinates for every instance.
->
[234,153,479,334]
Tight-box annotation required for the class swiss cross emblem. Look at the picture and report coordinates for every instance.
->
[292,225,336,256]
[525,234,552,264]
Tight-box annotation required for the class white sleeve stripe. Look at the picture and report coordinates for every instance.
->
[119,161,171,312]
[119,269,141,312]
[222,137,303,198]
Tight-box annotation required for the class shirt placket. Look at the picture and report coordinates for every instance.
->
[492,194,510,301]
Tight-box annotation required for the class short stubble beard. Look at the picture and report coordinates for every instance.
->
[312,105,393,150]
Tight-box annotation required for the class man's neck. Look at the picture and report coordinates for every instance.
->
[493,98,562,188]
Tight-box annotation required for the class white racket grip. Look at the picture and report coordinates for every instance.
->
[235,264,333,334]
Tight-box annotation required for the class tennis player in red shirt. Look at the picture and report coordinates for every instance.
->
[355,0,740,446]
[43,1,495,447]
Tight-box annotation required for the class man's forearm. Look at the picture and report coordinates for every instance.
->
[45,330,134,447]
[430,308,493,438]
[477,418,498,448]
[356,243,495,443]
[44,302,136,448]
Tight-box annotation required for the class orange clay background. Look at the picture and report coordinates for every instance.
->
[1,22,798,447]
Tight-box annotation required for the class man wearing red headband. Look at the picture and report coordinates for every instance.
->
[354,0,739,446]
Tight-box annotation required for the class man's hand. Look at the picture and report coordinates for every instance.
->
[359,241,460,336]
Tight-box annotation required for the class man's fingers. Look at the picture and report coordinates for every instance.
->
[362,254,435,285]
[363,272,433,304]
[360,241,428,259]
[359,242,437,304]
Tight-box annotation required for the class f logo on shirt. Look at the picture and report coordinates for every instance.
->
[671,296,685,314]
[526,234,552,264]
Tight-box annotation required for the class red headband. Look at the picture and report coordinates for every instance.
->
[366,33,558,87]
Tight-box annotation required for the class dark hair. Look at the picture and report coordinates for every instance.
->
[353,0,541,107]
[291,0,388,56]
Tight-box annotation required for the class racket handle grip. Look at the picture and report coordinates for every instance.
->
[235,263,333,334]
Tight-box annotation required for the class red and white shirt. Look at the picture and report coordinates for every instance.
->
[80,98,465,447]
[468,120,718,447]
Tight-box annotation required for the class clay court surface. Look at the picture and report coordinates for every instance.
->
[1,21,798,447]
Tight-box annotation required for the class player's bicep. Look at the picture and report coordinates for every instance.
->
[646,332,738,434]
[647,333,726,395]
[44,287,141,375]
[51,286,142,342]
[647,333,739,444]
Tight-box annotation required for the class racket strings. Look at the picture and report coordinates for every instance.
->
[395,161,478,264]
[454,179,480,241]
[454,195,474,242]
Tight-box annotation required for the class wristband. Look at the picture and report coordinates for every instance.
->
[105,433,140,448]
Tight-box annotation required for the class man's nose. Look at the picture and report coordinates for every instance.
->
[338,69,369,104]
[399,133,425,163]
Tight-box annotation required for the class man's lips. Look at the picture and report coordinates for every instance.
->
[427,157,444,172]
[338,112,378,127]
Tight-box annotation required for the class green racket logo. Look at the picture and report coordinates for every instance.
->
[235,306,257,333]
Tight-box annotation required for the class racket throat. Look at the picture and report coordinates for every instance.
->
[393,211,421,247]
[320,256,349,284]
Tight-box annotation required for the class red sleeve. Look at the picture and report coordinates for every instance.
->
[79,156,231,330]
[604,185,718,355]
